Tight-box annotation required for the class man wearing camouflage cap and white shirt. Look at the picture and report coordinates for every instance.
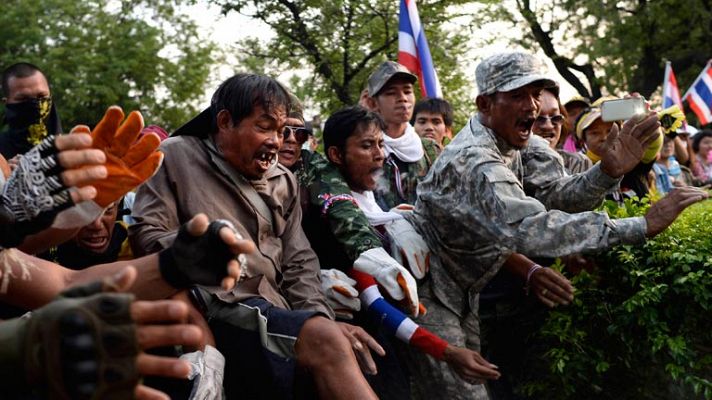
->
[364,61,441,209]
[404,52,709,399]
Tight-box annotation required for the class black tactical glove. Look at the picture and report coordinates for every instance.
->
[159,219,245,288]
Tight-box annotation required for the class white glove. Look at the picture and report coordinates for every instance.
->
[353,247,420,317]
[384,217,430,279]
[320,268,361,320]
[181,345,226,400]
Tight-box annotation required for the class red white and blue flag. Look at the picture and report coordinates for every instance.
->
[682,61,712,125]
[398,0,442,98]
[663,61,684,109]
[663,61,687,129]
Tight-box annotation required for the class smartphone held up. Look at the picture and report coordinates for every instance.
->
[600,97,646,122]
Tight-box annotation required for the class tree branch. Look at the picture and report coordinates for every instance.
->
[347,33,399,83]
[516,0,601,99]
[342,2,354,84]
[275,0,352,103]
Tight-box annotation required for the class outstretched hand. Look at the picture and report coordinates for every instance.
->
[600,111,661,178]
[53,106,164,229]
[23,266,204,400]
[529,267,574,307]
[336,322,386,376]
[101,267,204,400]
[645,187,709,237]
[385,209,431,279]
[159,213,255,290]
[442,345,500,385]
[353,247,421,317]
[320,269,361,320]
[0,134,107,247]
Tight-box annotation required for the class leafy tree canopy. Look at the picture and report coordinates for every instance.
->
[213,0,482,128]
[0,0,218,131]
[485,0,712,111]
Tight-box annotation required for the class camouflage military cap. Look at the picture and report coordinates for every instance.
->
[367,61,418,97]
[475,52,558,96]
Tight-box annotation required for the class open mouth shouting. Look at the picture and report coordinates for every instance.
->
[256,151,278,172]
[78,235,109,251]
[516,116,536,140]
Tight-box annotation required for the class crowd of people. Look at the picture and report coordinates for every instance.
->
[0,52,709,400]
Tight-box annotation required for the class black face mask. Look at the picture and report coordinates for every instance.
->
[4,97,52,129]
[1,97,61,159]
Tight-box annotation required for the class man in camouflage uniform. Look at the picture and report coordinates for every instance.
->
[278,97,421,317]
[363,61,441,209]
[404,52,709,399]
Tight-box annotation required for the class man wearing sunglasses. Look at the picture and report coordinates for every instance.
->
[278,103,312,173]
[278,96,316,214]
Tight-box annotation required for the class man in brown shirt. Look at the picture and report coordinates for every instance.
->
[130,74,382,400]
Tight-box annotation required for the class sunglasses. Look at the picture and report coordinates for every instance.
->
[282,126,310,143]
[535,114,565,126]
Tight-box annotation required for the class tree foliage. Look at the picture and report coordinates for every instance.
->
[482,0,712,112]
[0,0,218,131]
[523,197,712,399]
[213,0,479,127]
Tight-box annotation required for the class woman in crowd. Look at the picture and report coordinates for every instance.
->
[532,87,592,174]
[691,129,712,184]
[575,96,663,200]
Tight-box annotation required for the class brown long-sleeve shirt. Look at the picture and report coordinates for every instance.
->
[129,135,333,319]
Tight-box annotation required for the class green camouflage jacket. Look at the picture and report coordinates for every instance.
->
[294,150,382,265]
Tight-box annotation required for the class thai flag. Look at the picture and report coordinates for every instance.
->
[663,62,683,109]
[682,61,712,125]
[398,0,442,98]
[663,61,687,129]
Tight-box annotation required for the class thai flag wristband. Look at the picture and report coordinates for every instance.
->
[349,269,449,360]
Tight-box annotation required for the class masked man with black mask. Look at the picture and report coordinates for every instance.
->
[1,62,62,159]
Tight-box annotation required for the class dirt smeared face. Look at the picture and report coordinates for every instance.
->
[216,105,287,179]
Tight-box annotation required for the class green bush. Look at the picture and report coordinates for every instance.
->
[524,197,712,399]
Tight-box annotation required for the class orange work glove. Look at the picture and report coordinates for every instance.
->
[73,106,163,207]
[52,106,163,229]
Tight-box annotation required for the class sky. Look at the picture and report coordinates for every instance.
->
[186,1,584,113]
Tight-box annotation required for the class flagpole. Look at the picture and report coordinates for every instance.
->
[663,61,671,107]
[663,60,671,88]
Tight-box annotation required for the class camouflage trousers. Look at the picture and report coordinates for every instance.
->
[406,279,491,400]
